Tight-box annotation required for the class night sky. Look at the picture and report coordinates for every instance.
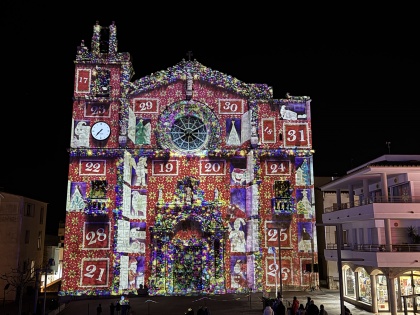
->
[1,4,419,233]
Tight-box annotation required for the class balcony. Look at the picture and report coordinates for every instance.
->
[324,195,420,213]
[84,198,108,215]
[326,243,420,252]
[324,243,420,268]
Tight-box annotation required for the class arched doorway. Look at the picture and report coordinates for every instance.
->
[149,176,227,295]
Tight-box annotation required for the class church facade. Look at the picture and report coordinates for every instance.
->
[60,21,317,297]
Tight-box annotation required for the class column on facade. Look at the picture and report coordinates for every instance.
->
[363,179,369,205]
[355,271,360,298]
[384,219,392,251]
[387,276,398,315]
[348,184,354,207]
[336,189,342,210]
[380,173,389,202]
[370,274,378,313]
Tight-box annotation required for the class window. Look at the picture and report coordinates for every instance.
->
[25,230,30,244]
[335,229,348,246]
[390,183,411,202]
[37,231,42,250]
[40,207,44,224]
[90,180,107,199]
[25,203,35,217]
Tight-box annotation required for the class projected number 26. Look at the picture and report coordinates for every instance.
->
[267,261,290,281]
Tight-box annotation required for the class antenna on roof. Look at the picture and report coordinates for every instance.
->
[386,141,391,154]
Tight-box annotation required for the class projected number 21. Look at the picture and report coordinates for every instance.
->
[81,259,109,287]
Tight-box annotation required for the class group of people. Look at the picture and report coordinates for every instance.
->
[263,295,332,315]
[107,300,130,315]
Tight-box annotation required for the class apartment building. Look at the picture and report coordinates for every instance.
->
[319,155,420,313]
[0,191,48,302]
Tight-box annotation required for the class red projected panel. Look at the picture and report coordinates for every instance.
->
[265,221,292,249]
[265,257,291,286]
[80,258,109,287]
[152,160,179,176]
[283,123,310,148]
[199,160,226,175]
[218,99,244,114]
[76,69,91,93]
[83,222,111,250]
[265,160,291,176]
[133,98,159,114]
[84,102,111,118]
[262,118,276,143]
[79,160,106,176]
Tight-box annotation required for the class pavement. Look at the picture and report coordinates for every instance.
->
[3,288,407,315]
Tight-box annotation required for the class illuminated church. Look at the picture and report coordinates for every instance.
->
[60,21,317,297]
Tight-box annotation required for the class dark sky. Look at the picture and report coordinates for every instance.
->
[2,4,419,233]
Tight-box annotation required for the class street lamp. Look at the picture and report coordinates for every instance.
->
[33,258,55,315]
[317,223,363,315]
[43,258,56,315]
[268,226,283,297]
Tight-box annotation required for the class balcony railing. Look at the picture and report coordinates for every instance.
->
[324,195,420,213]
[326,243,420,252]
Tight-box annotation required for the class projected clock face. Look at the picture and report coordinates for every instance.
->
[170,116,207,151]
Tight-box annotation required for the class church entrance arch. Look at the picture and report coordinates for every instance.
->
[149,176,227,295]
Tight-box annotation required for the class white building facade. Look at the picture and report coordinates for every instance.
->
[320,155,420,314]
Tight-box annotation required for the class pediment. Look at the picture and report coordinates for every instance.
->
[128,59,273,99]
